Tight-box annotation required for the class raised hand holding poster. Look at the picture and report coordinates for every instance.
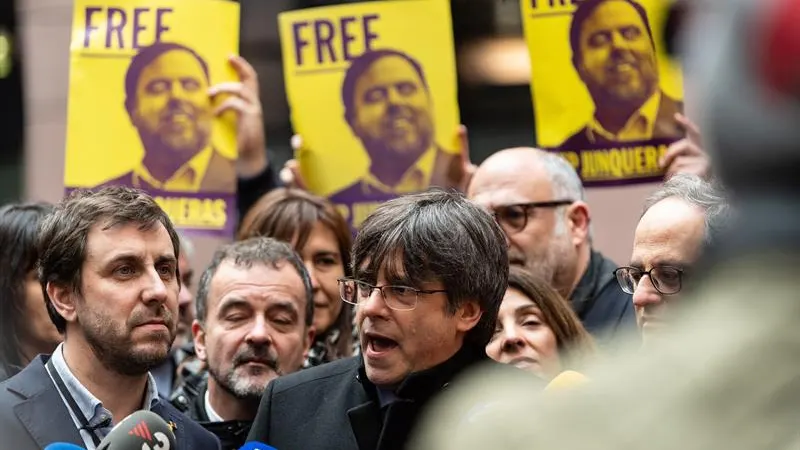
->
[64,0,240,236]
[279,0,461,233]
[523,0,684,186]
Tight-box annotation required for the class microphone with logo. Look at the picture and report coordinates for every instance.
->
[43,444,86,450]
[96,410,176,450]
[239,442,278,450]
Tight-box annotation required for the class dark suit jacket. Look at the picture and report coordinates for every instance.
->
[0,355,220,450]
[560,92,684,149]
[247,346,506,450]
[97,150,237,193]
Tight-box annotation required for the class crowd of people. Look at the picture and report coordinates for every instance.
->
[0,0,737,449]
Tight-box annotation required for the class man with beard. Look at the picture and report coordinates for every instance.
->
[328,49,460,230]
[469,147,636,347]
[560,0,684,148]
[0,186,219,449]
[171,237,314,450]
[98,42,236,193]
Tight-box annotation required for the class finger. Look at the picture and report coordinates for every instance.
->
[674,112,701,143]
[290,134,303,152]
[209,82,258,105]
[457,124,471,165]
[228,54,259,89]
[283,159,307,190]
[213,97,255,117]
[279,166,296,186]
[659,140,700,168]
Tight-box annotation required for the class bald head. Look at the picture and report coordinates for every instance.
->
[469,147,585,206]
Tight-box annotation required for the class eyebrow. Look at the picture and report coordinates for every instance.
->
[313,250,340,258]
[267,301,299,316]
[514,304,542,316]
[629,259,686,270]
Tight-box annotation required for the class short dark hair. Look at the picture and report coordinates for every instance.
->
[569,0,655,67]
[352,188,509,348]
[124,41,210,114]
[0,202,54,370]
[341,48,429,124]
[195,237,314,327]
[38,187,181,334]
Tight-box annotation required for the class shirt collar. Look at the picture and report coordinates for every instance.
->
[360,145,438,195]
[587,91,661,143]
[133,146,214,192]
[50,343,161,429]
[204,388,224,422]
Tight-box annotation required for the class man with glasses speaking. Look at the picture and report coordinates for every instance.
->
[468,147,636,347]
[614,173,729,346]
[247,189,517,450]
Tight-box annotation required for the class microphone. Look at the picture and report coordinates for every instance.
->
[95,410,176,450]
[239,442,278,450]
[44,444,86,450]
[544,370,589,392]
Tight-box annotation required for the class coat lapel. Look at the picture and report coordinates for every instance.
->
[151,402,186,450]
[347,401,381,450]
[7,357,84,448]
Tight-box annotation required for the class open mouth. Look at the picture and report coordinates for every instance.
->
[364,332,399,356]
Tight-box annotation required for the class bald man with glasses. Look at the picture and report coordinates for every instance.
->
[468,147,637,347]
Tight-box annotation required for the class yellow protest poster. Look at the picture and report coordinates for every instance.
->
[522,0,684,186]
[279,0,461,233]
[64,0,240,236]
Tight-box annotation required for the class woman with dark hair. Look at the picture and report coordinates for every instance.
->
[0,202,61,381]
[486,266,596,380]
[238,188,355,367]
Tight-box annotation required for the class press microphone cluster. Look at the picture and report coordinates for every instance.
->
[96,410,176,450]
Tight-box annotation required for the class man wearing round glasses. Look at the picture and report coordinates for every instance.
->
[248,189,521,450]
[468,147,636,346]
[615,173,728,344]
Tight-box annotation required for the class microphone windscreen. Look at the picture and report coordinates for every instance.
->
[239,442,279,450]
[544,370,590,392]
[44,444,86,450]
[95,410,176,450]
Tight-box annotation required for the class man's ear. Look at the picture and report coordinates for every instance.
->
[46,282,78,324]
[192,320,208,362]
[303,325,316,361]
[566,201,591,246]
[456,300,483,334]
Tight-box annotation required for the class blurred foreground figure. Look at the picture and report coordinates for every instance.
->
[412,0,800,448]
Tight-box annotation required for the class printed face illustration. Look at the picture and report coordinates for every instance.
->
[130,49,213,157]
[349,55,435,163]
[576,0,659,105]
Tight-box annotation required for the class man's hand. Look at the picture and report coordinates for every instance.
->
[209,55,267,178]
[660,113,711,180]
[279,125,476,192]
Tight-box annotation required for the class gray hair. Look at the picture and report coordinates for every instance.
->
[352,188,509,348]
[177,231,195,259]
[643,174,730,246]
[195,237,314,327]
[537,150,592,239]
[538,151,586,202]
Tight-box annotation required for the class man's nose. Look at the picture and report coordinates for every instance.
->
[359,287,390,318]
[246,317,274,345]
[143,268,169,305]
[632,275,663,308]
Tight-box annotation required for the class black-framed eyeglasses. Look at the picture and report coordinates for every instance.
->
[337,277,447,311]
[613,266,685,295]
[491,200,574,234]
